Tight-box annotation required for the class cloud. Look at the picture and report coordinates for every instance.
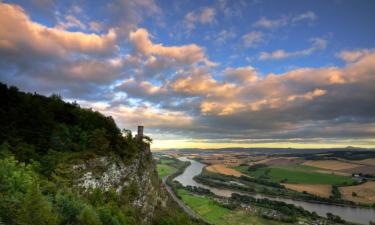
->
[242,31,263,47]
[223,66,258,83]
[253,16,288,29]
[115,78,167,102]
[0,3,117,57]
[90,103,194,130]
[254,11,317,29]
[169,68,238,98]
[336,49,372,62]
[57,14,87,30]
[187,50,375,142]
[214,29,236,44]
[129,28,214,66]
[184,7,216,31]
[259,37,327,60]
[107,0,161,35]
[292,11,317,23]
[287,89,327,101]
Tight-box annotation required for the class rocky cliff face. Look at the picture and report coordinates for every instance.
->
[72,147,167,224]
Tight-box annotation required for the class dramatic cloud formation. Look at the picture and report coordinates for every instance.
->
[1,1,374,148]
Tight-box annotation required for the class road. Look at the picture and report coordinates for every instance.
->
[162,176,204,221]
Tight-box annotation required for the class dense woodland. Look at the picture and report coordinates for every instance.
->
[0,83,197,225]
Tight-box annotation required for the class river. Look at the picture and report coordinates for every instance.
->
[174,157,375,225]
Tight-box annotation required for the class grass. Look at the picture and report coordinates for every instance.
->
[160,159,176,164]
[234,165,353,185]
[157,164,177,178]
[177,189,290,225]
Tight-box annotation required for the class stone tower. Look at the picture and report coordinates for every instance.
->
[137,125,144,139]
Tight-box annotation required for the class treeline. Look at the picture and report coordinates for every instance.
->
[185,185,213,196]
[0,82,149,165]
[230,193,315,223]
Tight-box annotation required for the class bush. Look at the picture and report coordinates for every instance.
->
[55,192,86,224]
[77,206,102,225]
[17,183,59,225]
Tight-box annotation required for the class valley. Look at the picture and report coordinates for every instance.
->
[155,149,375,225]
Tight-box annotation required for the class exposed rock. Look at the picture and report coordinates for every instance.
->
[73,147,166,224]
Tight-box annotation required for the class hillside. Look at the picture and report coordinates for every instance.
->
[0,83,199,225]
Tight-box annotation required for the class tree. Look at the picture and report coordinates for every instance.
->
[88,129,110,153]
[142,136,153,145]
[55,192,85,225]
[77,206,102,225]
[17,182,58,225]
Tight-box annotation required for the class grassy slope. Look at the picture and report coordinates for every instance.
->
[234,165,353,185]
[157,164,177,178]
[177,189,290,225]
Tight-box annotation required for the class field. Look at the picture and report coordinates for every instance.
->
[283,184,332,198]
[157,164,177,178]
[206,164,245,177]
[356,158,375,166]
[303,160,360,171]
[339,181,375,204]
[177,189,290,225]
[234,164,354,185]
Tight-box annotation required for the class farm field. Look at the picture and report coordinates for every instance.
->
[234,165,354,185]
[303,160,360,171]
[283,184,332,198]
[206,164,245,177]
[177,189,290,225]
[157,164,176,178]
[356,158,375,166]
[339,181,375,204]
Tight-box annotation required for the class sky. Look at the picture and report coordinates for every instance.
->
[0,0,375,149]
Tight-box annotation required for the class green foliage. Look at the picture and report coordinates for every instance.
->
[0,156,34,194]
[55,192,86,224]
[88,128,110,154]
[77,206,102,225]
[17,183,59,225]
[330,185,342,199]
[98,208,121,225]
[0,82,134,162]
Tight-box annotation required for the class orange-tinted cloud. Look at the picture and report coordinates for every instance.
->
[0,3,117,57]
[129,28,214,65]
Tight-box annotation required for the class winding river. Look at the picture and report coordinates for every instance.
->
[174,157,375,225]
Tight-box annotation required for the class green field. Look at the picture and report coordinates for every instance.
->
[234,165,353,185]
[157,164,177,178]
[160,159,176,164]
[177,189,290,225]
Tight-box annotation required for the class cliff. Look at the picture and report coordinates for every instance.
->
[0,82,197,225]
[73,147,166,224]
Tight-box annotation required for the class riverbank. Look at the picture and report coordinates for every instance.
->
[174,156,375,225]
